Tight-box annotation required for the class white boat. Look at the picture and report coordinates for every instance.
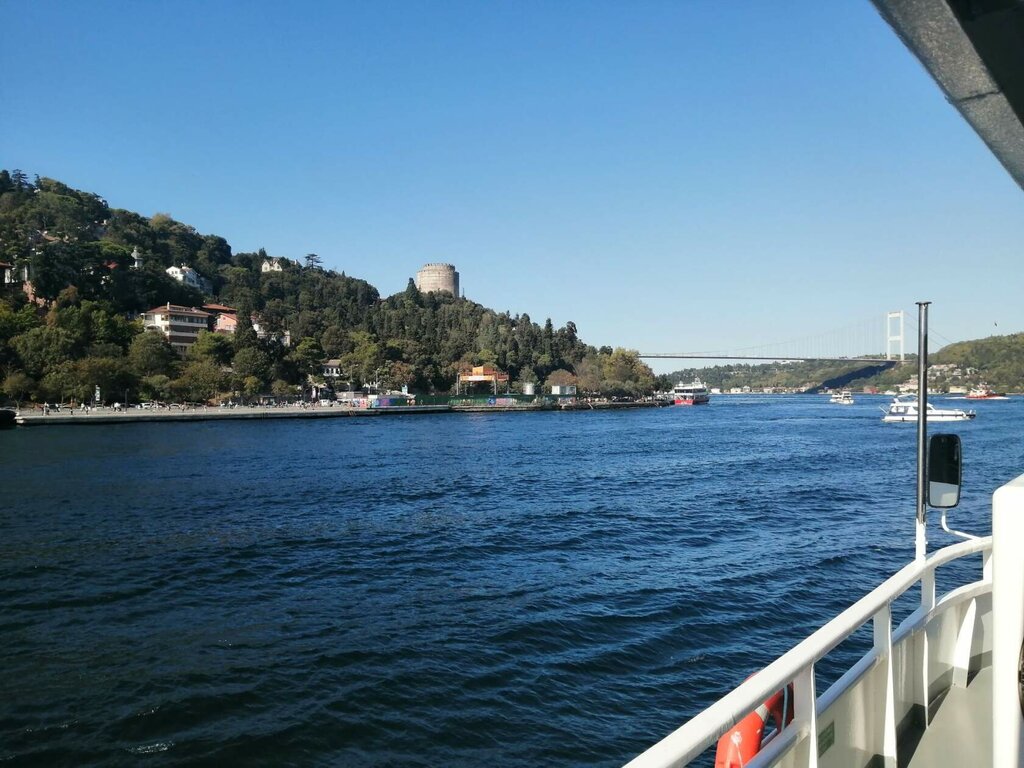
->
[829,390,854,405]
[881,396,975,423]
[672,379,710,406]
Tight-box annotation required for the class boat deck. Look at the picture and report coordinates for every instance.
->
[902,667,992,768]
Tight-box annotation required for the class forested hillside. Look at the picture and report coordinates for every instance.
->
[662,332,1024,393]
[0,170,655,404]
[931,334,1024,388]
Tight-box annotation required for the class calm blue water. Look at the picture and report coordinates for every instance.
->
[2,395,1022,767]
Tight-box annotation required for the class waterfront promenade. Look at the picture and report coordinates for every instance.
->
[12,399,668,427]
[14,403,439,426]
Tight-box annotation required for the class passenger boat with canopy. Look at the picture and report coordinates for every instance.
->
[880,396,975,422]
[672,379,710,406]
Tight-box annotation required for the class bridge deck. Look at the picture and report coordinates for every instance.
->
[639,355,900,362]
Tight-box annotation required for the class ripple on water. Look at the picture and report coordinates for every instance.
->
[0,398,1021,766]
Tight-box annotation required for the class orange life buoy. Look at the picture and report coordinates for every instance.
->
[713,684,793,768]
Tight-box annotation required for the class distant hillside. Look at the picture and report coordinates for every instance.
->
[932,334,1024,388]
[661,332,1024,393]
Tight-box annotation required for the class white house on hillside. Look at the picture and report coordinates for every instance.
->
[166,265,211,294]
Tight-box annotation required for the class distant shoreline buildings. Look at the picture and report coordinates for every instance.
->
[415,263,459,297]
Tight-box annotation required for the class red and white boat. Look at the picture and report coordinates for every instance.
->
[965,385,1008,400]
[672,379,710,405]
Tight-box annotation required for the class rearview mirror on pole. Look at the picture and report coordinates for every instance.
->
[927,434,961,509]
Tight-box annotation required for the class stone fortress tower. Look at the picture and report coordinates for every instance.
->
[415,263,460,296]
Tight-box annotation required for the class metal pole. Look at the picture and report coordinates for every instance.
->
[915,301,930,560]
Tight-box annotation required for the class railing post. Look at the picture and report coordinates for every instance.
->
[874,604,897,768]
[993,474,1024,768]
[794,665,818,768]
[919,569,935,727]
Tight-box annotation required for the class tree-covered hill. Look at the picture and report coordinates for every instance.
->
[661,332,1024,393]
[0,170,655,404]
[931,334,1024,388]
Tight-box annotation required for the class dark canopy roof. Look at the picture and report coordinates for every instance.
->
[871,0,1024,190]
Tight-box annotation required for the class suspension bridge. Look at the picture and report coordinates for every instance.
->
[640,310,915,364]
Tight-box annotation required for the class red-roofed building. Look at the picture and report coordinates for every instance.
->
[142,303,211,355]
[202,303,238,335]
[214,313,237,334]
[202,303,236,314]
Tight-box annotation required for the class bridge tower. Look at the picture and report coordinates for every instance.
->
[886,310,905,361]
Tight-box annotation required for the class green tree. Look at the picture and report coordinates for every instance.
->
[601,348,655,397]
[402,278,422,306]
[0,301,39,341]
[173,360,225,403]
[271,379,295,398]
[2,371,34,404]
[188,330,234,366]
[128,331,178,377]
[289,336,324,380]
[232,346,272,386]
[382,360,414,391]
[139,374,172,402]
[38,362,86,404]
[10,326,75,378]
[339,331,383,385]
[545,368,577,387]
[321,325,347,357]
[242,375,262,399]
[576,354,603,394]
[234,301,258,350]
[29,242,85,303]
[73,357,135,404]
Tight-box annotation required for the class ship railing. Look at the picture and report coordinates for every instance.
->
[624,533,994,768]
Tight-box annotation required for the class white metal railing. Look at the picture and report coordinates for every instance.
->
[992,474,1024,768]
[624,535,992,768]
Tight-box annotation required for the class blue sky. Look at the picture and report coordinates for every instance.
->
[3,1,1021,373]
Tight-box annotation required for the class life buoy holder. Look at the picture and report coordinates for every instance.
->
[713,682,794,768]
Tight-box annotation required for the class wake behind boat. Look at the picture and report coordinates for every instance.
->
[880,396,975,423]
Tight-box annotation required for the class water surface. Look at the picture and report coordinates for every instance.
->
[2,395,1020,766]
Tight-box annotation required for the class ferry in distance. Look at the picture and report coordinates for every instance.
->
[672,379,710,406]
[965,385,1008,400]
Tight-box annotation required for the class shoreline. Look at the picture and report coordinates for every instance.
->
[10,400,669,427]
